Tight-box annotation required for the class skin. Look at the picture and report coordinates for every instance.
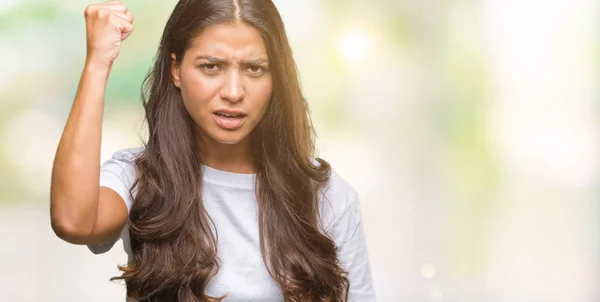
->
[51,0,271,245]
[51,0,134,245]
[170,23,273,174]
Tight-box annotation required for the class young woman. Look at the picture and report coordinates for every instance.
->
[50,0,375,301]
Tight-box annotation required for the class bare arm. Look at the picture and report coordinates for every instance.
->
[50,0,134,245]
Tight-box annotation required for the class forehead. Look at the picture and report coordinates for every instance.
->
[187,23,268,59]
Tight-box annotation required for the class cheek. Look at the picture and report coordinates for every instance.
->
[180,70,218,114]
[250,78,273,115]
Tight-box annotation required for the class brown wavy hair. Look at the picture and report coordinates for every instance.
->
[110,0,350,301]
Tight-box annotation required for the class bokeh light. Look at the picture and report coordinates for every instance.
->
[0,0,598,301]
[336,28,372,64]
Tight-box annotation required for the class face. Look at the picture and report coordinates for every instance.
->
[170,23,273,146]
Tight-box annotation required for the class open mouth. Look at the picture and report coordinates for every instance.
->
[212,110,247,130]
[214,112,246,119]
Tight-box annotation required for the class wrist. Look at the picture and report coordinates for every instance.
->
[84,55,113,71]
[83,56,112,80]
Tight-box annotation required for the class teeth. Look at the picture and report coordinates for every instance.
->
[216,112,242,118]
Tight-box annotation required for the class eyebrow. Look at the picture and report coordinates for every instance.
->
[195,55,269,65]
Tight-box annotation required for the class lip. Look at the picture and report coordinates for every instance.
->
[213,108,248,116]
[212,111,247,131]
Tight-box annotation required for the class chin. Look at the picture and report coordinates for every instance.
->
[212,133,247,145]
[216,140,240,145]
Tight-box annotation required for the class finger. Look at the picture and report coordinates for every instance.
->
[109,14,133,31]
[86,4,127,17]
[126,11,134,22]
[96,2,128,13]
[120,22,135,40]
[112,11,134,24]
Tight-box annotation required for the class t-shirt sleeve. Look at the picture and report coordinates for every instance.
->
[328,193,376,301]
[87,148,138,255]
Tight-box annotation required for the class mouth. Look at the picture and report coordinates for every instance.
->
[212,109,247,130]
[214,112,246,118]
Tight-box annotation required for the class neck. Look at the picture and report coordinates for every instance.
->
[198,135,256,174]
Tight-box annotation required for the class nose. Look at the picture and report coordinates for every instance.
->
[220,69,245,103]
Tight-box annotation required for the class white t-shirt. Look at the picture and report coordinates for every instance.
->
[89,147,375,301]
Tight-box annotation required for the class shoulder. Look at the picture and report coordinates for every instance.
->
[314,159,360,232]
[100,146,145,185]
[106,146,145,164]
[320,168,358,204]
[99,146,145,211]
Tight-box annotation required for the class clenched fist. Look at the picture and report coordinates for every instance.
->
[84,0,134,67]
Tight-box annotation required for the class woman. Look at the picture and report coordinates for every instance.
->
[50,0,375,301]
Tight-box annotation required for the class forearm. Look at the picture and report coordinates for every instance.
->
[50,60,111,241]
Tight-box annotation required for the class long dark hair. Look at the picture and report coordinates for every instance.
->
[110,0,349,301]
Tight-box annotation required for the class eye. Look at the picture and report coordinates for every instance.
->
[200,64,221,73]
[246,65,266,74]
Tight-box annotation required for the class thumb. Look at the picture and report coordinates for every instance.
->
[120,22,134,41]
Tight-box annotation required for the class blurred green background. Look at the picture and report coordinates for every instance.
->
[0,0,598,301]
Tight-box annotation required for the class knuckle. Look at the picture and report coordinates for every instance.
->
[97,8,110,19]
[84,5,94,17]
[108,14,119,24]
